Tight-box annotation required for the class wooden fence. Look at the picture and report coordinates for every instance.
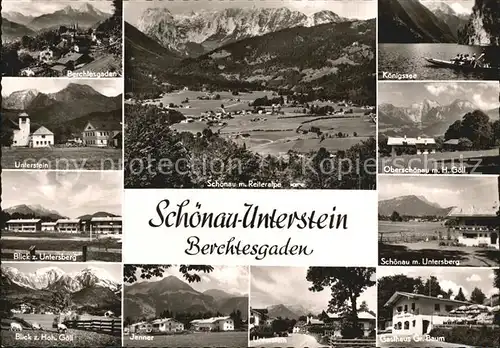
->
[63,319,121,335]
[329,338,376,347]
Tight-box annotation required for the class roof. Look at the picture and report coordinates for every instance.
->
[444,139,460,145]
[308,318,324,325]
[251,308,268,315]
[91,216,122,222]
[385,291,470,308]
[19,112,29,117]
[387,137,436,146]
[7,219,41,223]
[41,222,57,225]
[32,126,53,135]
[85,120,121,131]
[448,206,498,217]
[56,219,81,224]
[323,311,375,320]
[190,316,231,324]
[57,53,84,65]
[51,65,67,72]
[112,132,122,139]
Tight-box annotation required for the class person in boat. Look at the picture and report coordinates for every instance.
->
[452,54,461,64]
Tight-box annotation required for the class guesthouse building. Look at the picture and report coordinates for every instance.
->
[384,292,470,336]
[55,219,81,233]
[41,222,57,232]
[151,318,184,333]
[82,120,122,147]
[447,206,499,250]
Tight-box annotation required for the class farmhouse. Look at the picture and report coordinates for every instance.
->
[89,216,122,234]
[6,219,42,232]
[10,113,54,148]
[384,291,470,335]
[82,120,122,147]
[41,222,57,232]
[56,52,89,70]
[448,206,499,250]
[387,136,437,156]
[128,322,153,334]
[151,318,184,333]
[319,311,376,337]
[190,317,234,331]
[56,219,81,233]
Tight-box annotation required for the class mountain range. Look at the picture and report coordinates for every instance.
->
[378,99,498,137]
[4,204,118,221]
[136,8,347,57]
[422,2,469,38]
[379,0,460,43]
[379,195,454,217]
[2,83,121,130]
[124,275,248,321]
[2,4,111,41]
[1,266,121,313]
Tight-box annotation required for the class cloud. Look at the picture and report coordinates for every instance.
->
[472,93,498,111]
[488,273,495,280]
[466,274,482,282]
[425,83,460,96]
[439,280,469,298]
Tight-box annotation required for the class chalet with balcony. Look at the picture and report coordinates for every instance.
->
[387,136,437,156]
[447,206,499,250]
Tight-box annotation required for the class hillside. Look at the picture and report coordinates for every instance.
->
[379,195,454,217]
[77,212,119,220]
[378,0,457,43]
[423,2,469,37]
[124,276,248,320]
[458,0,500,45]
[266,304,301,320]
[28,4,110,30]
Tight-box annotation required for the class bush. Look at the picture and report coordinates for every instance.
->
[429,326,499,347]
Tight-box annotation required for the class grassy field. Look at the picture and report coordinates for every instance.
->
[1,315,121,347]
[166,90,374,156]
[124,331,248,347]
[378,221,449,241]
[1,147,122,170]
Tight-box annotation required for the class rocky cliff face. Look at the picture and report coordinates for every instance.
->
[458,0,500,45]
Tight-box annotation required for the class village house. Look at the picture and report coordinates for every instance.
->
[190,317,234,331]
[387,135,437,156]
[128,322,153,334]
[10,113,54,147]
[448,206,499,250]
[151,318,184,333]
[318,311,376,337]
[385,292,470,336]
[55,52,90,72]
[39,47,60,64]
[82,120,122,147]
[6,219,42,232]
[55,219,81,233]
[41,222,57,232]
[89,216,122,235]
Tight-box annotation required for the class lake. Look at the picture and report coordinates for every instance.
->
[379,44,499,80]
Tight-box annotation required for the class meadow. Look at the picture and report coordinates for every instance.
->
[123,331,248,347]
[378,221,449,242]
[1,147,122,170]
[164,90,375,156]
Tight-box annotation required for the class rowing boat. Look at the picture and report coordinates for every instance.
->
[424,57,499,73]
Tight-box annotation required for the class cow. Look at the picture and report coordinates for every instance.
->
[10,322,22,331]
[57,323,67,333]
[31,323,42,330]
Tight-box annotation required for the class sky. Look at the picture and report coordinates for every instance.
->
[125,0,377,26]
[1,78,122,97]
[2,262,122,281]
[3,171,122,218]
[419,0,474,14]
[378,176,499,211]
[132,266,249,296]
[378,267,498,300]
[251,267,377,315]
[378,82,500,111]
[1,0,113,16]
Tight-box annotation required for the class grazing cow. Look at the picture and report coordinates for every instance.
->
[57,323,67,333]
[10,322,23,331]
[32,323,42,330]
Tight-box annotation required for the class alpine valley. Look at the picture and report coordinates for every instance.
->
[1,266,121,315]
[124,275,248,321]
